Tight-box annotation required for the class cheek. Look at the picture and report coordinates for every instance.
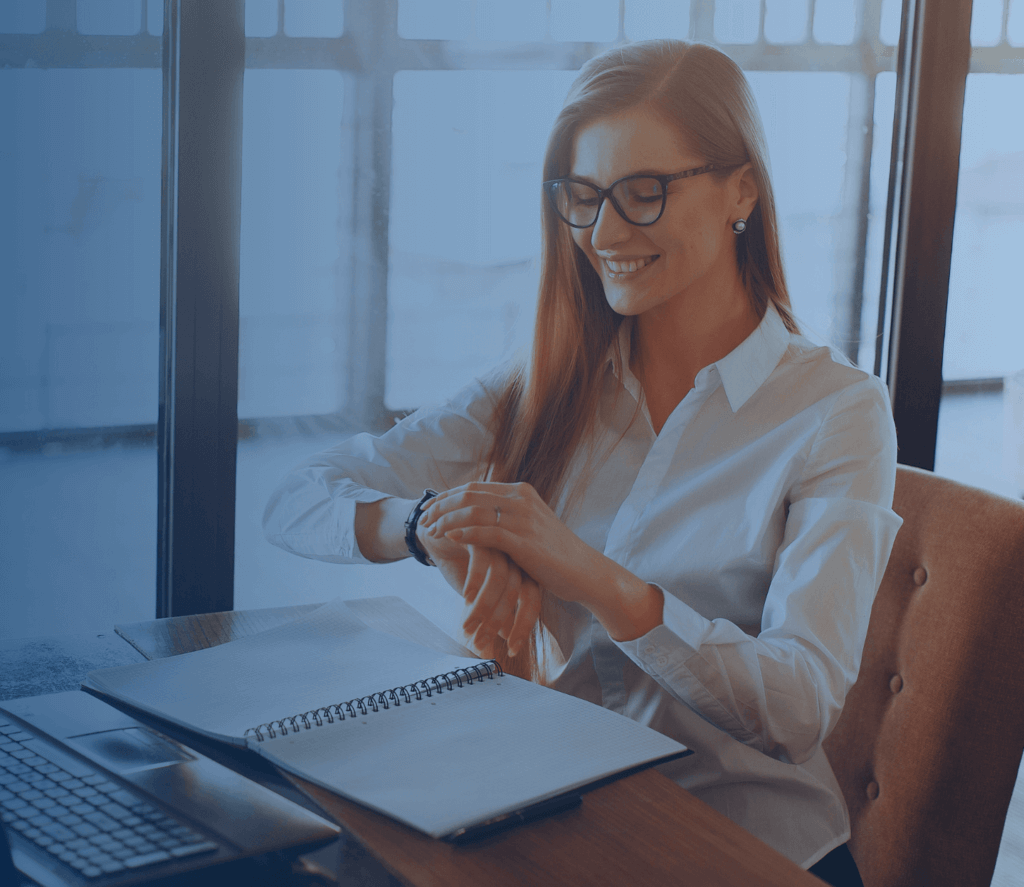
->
[571,232,599,268]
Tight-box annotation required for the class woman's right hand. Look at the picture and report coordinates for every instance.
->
[417,525,541,658]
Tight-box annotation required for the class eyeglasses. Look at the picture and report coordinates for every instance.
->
[543,164,720,228]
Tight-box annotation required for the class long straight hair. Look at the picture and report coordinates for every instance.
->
[486,41,796,680]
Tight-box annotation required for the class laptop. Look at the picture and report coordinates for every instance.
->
[0,690,341,886]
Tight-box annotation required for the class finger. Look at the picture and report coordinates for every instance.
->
[426,503,513,538]
[474,565,524,653]
[506,581,542,658]
[462,551,511,636]
[461,546,490,604]
[443,526,518,557]
[421,491,504,529]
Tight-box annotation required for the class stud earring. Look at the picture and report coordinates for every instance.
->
[732,219,747,234]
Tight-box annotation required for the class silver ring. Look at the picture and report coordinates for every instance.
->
[494,506,501,526]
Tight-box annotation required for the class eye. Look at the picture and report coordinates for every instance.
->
[619,177,664,204]
[567,183,599,206]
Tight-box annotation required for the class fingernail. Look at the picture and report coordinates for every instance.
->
[446,529,464,541]
[509,642,520,657]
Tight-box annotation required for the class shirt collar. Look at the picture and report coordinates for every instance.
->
[609,304,791,414]
[715,304,791,412]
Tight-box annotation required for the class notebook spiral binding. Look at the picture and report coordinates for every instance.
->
[244,660,503,742]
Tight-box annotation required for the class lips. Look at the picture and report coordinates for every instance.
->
[602,255,659,277]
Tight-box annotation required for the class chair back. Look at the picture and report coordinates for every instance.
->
[824,465,1024,886]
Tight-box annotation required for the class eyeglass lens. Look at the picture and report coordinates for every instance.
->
[549,177,665,227]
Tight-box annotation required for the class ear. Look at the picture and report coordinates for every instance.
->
[730,162,759,223]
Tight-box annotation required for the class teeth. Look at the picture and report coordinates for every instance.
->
[605,256,656,274]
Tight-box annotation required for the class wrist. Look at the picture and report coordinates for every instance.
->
[354,497,420,563]
[590,560,664,642]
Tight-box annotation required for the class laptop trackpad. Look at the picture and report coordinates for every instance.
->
[67,727,195,774]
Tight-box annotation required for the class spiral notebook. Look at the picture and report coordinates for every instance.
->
[82,599,689,839]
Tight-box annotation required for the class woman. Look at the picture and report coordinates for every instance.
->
[264,40,900,885]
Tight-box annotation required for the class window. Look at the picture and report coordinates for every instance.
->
[3,0,1012,631]
[1,0,163,638]
[933,2,1024,499]
[229,0,913,623]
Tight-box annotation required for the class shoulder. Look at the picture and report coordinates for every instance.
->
[767,333,892,420]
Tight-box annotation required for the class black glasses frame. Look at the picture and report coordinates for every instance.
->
[543,163,721,229]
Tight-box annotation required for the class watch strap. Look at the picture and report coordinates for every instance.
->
[405,489,439,566]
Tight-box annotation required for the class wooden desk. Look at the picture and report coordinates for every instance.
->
[110,602,824,887]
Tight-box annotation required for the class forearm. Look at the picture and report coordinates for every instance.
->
[353,497,419,563]
[576,555,665,642]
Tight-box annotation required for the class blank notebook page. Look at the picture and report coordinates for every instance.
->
[85,599,478,743]
[255,670,688,837]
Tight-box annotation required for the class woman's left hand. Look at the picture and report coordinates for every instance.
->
[419,482,664,641]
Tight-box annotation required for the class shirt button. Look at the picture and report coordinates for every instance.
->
[644,646,655,655]
[656,656,667,667]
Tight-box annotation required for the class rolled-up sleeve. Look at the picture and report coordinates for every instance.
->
[616,376,902,763]
[263,372,502,563]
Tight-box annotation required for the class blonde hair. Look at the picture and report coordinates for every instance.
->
[487,40,796,681]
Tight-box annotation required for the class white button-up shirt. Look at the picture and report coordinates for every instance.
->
[264,306,902,868]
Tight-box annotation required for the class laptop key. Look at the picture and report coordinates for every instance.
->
[40,822,77,842]
[98,859,127,874]
[169,841,219,859]
[123,850,172,869]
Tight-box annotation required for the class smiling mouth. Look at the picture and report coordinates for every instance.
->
[602,255,659,278]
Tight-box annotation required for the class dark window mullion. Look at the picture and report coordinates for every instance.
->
[157,0,245,617]
[885,0,974,470]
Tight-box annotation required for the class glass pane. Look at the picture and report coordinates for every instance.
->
[549,0,619,42]
[714,0,761,43]
[624,0,692,41]
[970,0,1004,46]
[879,0,901,44]
[934,73,1024,499]
[857,72,898,373]
[146,0,163,36]
[0,66,162,639]
[237,70,349,421]
[284,0,343,38]
[0,0,45,33]
[476,0,546,42]
[812,0,859,44]
[246,0,279,38]
[747,72,872,354]
[1010,0,1024,45]
[230,69,458,621]
[764,0,810,44]
[77,0,141,36]
[398,0,473,40]
[387,70,575,410]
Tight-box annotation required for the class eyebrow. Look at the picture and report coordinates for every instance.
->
[565,168,675,185]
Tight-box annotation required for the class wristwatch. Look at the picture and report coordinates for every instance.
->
[405,489,439,566]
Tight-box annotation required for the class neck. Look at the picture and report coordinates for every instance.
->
[631,276,760,433]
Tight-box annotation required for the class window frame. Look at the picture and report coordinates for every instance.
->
[0,0,996,616]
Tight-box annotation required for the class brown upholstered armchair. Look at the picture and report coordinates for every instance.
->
[824,465,1024,887]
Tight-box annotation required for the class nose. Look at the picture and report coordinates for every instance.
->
[589,196,632,252]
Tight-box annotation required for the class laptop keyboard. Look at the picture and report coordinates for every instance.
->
[0,717,218,880]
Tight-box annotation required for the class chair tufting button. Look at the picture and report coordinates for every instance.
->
[889,674,903,693]
[912,567,927,586]
[866,781,879,801]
